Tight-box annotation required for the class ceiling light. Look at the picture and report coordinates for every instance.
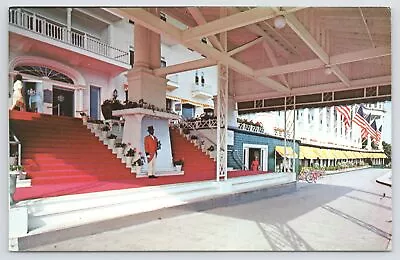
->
[324,67,333,75]
[274,15,286,29]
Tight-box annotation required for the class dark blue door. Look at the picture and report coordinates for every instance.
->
[90,86,100,120]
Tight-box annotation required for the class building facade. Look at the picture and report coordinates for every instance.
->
[8,7,218,120]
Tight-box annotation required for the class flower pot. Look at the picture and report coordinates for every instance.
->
[82,116,88,125]
[87,122,93,130]
[108,138,116,148]
[116,147,124,158]
[18,171,27,180]
[135,165,142,175]
[101,131,108,140]
[175,165,183,172]
[126,156,133,166]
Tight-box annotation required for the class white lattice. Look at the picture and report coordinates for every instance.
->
[217,63,228,181]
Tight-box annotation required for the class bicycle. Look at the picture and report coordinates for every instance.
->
[298,168,325,183]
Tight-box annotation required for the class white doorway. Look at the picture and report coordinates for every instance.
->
[243,143,268,171]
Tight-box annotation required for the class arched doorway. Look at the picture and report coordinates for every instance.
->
[14,65,75,116]
[10,56,86,117]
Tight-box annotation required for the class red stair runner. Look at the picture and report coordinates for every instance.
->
[9,111,264,201]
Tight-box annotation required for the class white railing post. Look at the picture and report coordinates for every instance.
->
[84,33,88,49]
[32,13,36,32]
[42,19,46,36]
[18,143,21,166]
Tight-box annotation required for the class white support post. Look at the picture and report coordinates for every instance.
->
[216,7,228,182]
[217,63,228,181]
[292,99,296,174]
[284,97,287,173]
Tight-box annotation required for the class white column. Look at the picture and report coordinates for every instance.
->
[366,135,372,150]
[67,8,72,43]
[321,108,327,143]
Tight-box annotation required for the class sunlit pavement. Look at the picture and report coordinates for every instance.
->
[26,168,392,251]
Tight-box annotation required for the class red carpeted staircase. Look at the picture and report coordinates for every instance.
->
[170,128,216,179]
[9,111,132,185]
[9,111,256,201]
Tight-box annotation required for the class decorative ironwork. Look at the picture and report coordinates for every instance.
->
[180,118,217,129]
[238,123,264,133]
[14,65,74,84]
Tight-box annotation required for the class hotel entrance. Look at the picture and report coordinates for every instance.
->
[52,87,74,117]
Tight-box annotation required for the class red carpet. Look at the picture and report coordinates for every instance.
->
[10,111,267,201]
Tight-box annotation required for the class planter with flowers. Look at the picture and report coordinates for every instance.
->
[182,128,190,139]
[200,140,205,150]
[125,148,136,167]
[132,152,145,175]
[174,159,184,172]
[115,142,127,158]
[100,124,110,141]
[80,112,88,125]
[101,97,124,120]
[107,134,117,148]
[88,119,103,133]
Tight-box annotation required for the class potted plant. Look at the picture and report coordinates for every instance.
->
[132,152,145,175]
[107,134,117,148]
[91,120,103,133]
[80,112,88,125]
[174,159,184,172]
[125,148,136,166]
[200,140,205,150]
[182,128,190,138]
[115,142,127,158]
[100,124,110,140]
[101,98,123,120]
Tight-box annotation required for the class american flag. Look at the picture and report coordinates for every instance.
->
[376,125,382,142]
[353,106,369,129]
[371,120,378,143]
[335,105,351,130]
[361,127,368,140]
[363,114,376,137]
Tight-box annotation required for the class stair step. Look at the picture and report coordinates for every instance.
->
[30,173,133,185]
[10,111,131,187]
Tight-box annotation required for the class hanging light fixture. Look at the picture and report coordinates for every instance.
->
[324,66,333,75]
[274,15,286,29]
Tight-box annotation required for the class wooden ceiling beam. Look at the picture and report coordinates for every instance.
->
[187,7,224,51]
[254,46,390,77]
[284,11,352,87]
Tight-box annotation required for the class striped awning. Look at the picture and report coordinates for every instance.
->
[276,146,298,158]
[314,148,331,159]
[299,146,319,159]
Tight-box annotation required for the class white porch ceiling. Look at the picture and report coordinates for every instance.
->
[107,7,391,102]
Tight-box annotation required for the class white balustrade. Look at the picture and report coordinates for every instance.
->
[9,8,129,64]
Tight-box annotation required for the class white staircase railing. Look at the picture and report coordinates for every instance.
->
[9,8,129,64]
[9,130,22,166]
